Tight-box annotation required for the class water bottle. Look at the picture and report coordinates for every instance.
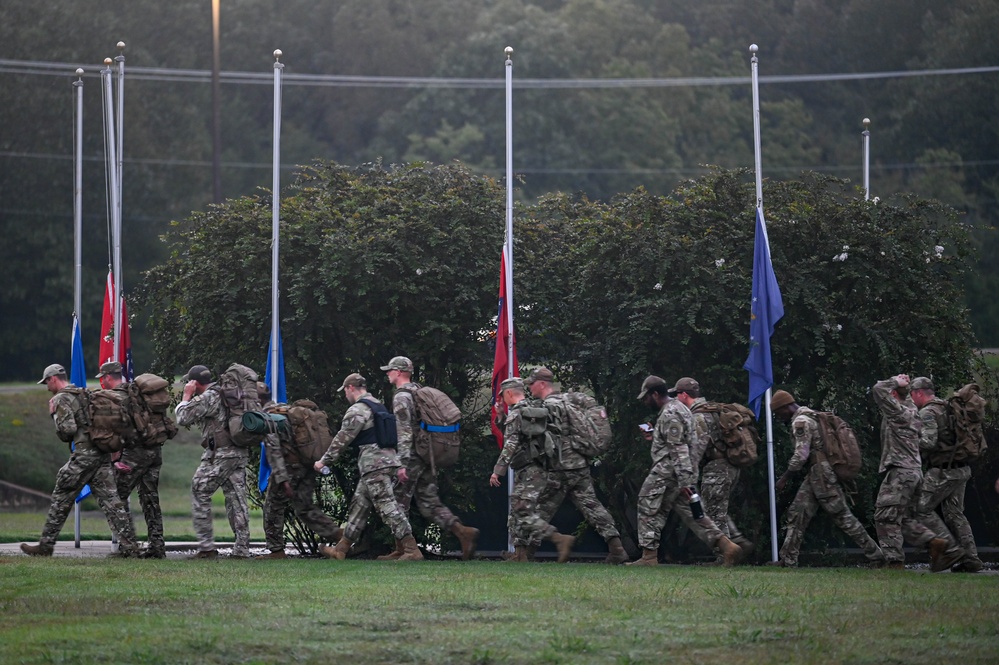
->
[688,489,704,520]
[319,465,331,476]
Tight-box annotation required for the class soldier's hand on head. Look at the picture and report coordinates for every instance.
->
[489,473,502,487]
[182,380,198,401]
[895,374,910,387]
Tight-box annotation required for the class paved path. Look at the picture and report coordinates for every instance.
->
[0,541,281,560]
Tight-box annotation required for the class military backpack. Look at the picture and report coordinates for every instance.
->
[508,402,557,470]
[928,383,988,467]
[127,373,178,448]
[690,402,759,468]
[265,399,334,465]
[812,412,862,482]
[213,363,263,448]
[356,398,398,449]
[399,384,462,473]
[560,392,613,458]
[84,388,135,454]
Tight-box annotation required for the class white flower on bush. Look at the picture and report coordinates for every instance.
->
[873,196,880,204]
[934,245,944,258]
[416,268,423,276]
[715,258,725,268]
[832,252,848,262]
[654,282,662,291]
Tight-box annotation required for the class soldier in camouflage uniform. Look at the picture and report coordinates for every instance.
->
[627,376,743,567]
[769,390,884,567]
[525,367,627,564]
[489,377,576,563]
[379,356,479,560]
[910,377,982,572]
[176,364,251,559]
[314,373,423,561]
[20,364,139,557]
[98,361,168,559]
[256,383,343,559]
[672,377,755,558]
[873,374,962,570]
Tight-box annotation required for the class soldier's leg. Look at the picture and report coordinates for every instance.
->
[88,459,139,553]
[874,468,906,563]
[636,472,669,551]
[410,459,459,530]
[671,491,726,549]
[820,486,883,563]
[896,470,946,551]
[289,472,342,542]
[219,456,251,556]
[368,468,414,541]
[565,470,620,541]
[701,460,737,539]
[532,471,567,548]
[939,467,980,563]
[262,477,291,552]
[136,452,165,554]
[38,452,100,548]
[778,478,820,567]
[114,453,142,543]
[343,480,375,543]
[393,458,420,512]
[512,464,556,545]
[191,454,229,552]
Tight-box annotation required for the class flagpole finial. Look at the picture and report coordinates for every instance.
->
[750,44,758,53]
[75,68,84,78]
[117,41,126,52]
[863,117,871,129]
[274,49,283,61]
[504,46,513,61]
[104,57,113,67]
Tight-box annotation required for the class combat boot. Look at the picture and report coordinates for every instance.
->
[376,539,404,561]
[320,537,353,561]
[548,532,576,563]
[139,547,167,559]
[449,522,480,560]
[952,557,983,573]
[928,538,965,573]
[525,543,538,562]
[397,535,424,561]
[255,549,287,560]
[189,549,218,560]
[733,538,755,559]
[717,536,745,567]
[626,548,659,566]
[603,537,628,565]
[20,542,54,557]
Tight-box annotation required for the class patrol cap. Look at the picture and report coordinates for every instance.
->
[37,363,66,384]
[526,367,554,385]
[667,377,700,397]
[379,356,414,373]
[637,375,666,400]
[499,377,526,393]
[770,390,796,411]
[184,365,213,385]
[338,373,366,392]
[910,377,935,392]
[95,361,122,378]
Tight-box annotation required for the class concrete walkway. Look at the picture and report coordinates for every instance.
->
[0,541,281,560]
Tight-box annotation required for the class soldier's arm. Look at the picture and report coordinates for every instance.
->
[262,432,291,485]
[175,390,217,428]
[393,391,416,466]
[785,416,813,473]
[52,394,79,442]
[689,413,710,470]
[319,404,368,467]
[493,412,521,476]
[663,414,696,487]
[918,408,940,451]
[872,378,905,421]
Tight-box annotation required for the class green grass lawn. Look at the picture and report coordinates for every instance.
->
[0,559,995,664]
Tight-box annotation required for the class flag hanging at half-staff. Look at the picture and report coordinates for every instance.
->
[490,252,518,448]
[70,315,92,503]
[743,207,784,417]
[98,270,133,381]
[259,329,287,493]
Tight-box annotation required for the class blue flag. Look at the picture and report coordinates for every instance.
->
[259,328,287,493]
[743,208,784,418]
[70,316,92,503]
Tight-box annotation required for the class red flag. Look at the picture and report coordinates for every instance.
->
[99,270,134,380]
[490,252,518,448]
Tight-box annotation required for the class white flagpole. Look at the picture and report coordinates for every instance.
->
[862,118,871,200]
[271,50,284,392]
[73,68,84,548]
[114,43,125,366]
[751,43,779,563]
[504,46,516,550]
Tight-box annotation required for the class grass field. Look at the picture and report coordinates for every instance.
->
[0,558,996,664]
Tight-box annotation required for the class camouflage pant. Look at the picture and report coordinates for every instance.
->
[636,470,724,551]
[779,463,882,566]
[875,466,939,563]
[917,465,979,562]
[40,447,138,553]
[191,449,250,556]
[510,463,556,547]
[343,466,413,542]
[263,465,341,551]
[115,445,164,553]
[532,467,619,546]
[394,455,458,530]
[701,459,748,544]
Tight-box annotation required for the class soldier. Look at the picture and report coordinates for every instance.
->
[20,363,139,557]
[672,377,755,557]
[255,383,343,559]
[489,377,576,563]
[379,356,479,560]
[313,373,423,561]
[910,377,982,572]
[872,374,963,570]
[176,364,251,559]
[525,367,627,564]
[628,375,743,567]
[99,361,168,559]
[769,390,885,567]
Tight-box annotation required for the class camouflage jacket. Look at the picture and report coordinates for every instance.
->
[542,392,587,471]
[688,397,722,468]
[319,393,400,476]
[917,397,950,457]
[51,386,94,451]
[392,382,420,467]
[786,405,822,474]
[873,378,922,472]
[650,397,697,488]
[492,398,533,476]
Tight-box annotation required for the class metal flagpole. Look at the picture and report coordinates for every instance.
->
[102,58,122,364]
[271,50,283,394]
[862,118,871,201]
[114,43,125,367]
[504,46,516,548]
[73,68,84,548]
[751,43,779,563]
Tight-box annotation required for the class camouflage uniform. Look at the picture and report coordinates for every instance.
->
[319,394,413,543]
[690,397,750,548]
[636,398,727,552]
[391,382,459,529]
[532,392,620,546]
[872,378,952,564]
[915,397,981,567]
[115,444,165,556]
[776,406,883,566]
[493,399,557,546]
[261,403,342,552]
[37,387,139,553]
[176,386,251,556]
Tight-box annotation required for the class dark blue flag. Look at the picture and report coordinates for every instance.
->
[259,328,287,493]
[743,208,784,418]
[70,316,92,503]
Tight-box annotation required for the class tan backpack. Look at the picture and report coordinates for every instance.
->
[813,412,862,481]
[214,363,262,448]
[265,399,333,466]
[691,402,759,468]
[128,374,178,448]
